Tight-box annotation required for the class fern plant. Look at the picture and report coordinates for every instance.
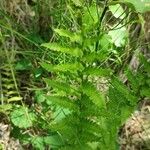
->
[39,4,138,149]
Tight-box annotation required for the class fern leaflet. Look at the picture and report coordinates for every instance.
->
[82,81,106,108]
[40,62,84,73]
[41,43,83,57]
[46,96,79,111]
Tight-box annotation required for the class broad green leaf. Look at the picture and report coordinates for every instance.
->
[123,0,150,13]
[82,81,106,108]
[53,107,71,122]
[41,43,83,57]
[54,28,82,43]
[88,142,99,150]
[44,78,77,95]
[100,34,112,51]
[40,62,84,73]
[11,107,36,128]
[31,135,63,149]
[31,136,45,150]
[46,96,79,111]
[108,25,127,47]
[44,135,64,148]
[109,4,125,19]
[83,67,112,77]
[82,4,99,30]
[51,114,78,130]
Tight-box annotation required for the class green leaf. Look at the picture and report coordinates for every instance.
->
[140,86,150,98]
[54,28,82,43]
[111,77,137,104]
[82,81,106,108]
[31,135,64,149]
[46,96,78,111]
[43,135,64,148]
[140,55,150,73]
[79,119,100,134]
[0,104,12,112]
[44,78,77,95]
[108,25,127,47]
[100,34,112,51]
[53,107,71,122]
[123,0,150,13]
[41,43,83,57]
[7,96,23,102]
[83,67,112,77]
[34,91,46,103]
[33,67,43,78]
[109,4,125,19]
[15,59,32,70]
[82,4,100,30]
[125,69,139,93]
[11,107,36,128]
[40,62,84,73]
[31,136,45,150]
[82,52,109,63]
[108,86,135,125]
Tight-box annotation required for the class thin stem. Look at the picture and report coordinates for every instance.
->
[95,0,109,52]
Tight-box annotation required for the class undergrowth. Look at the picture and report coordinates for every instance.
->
[0,0,150,149]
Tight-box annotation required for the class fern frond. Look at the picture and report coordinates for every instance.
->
[108,86,135,124]
[140,54,150,73]
[46,96,79,111]
[80,118,101,134]
[54,28,82,43]
[40,62,84,73]
[111,77,137,105]
[82,81,106,108]
[44,78,78,95]
[50,114,79,142]
[0,65,22,103]
[41,43,83,57]
[125,69,139,93]
[82,52,108,63]
[140,86,150,98]
[83,67,112,77]
[79,95,106,117]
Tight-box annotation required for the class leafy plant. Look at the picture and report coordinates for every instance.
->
[0,0,149,149]
[39,4,138,149]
